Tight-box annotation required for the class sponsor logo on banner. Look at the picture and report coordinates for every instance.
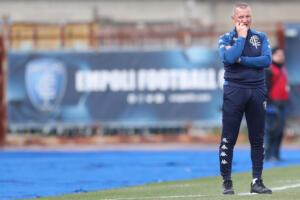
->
[25,58,67,112]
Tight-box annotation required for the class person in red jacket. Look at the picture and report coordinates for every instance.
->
[264,46,289,161]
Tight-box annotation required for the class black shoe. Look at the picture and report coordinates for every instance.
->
[222,180,234,194]
[250,179,272,194]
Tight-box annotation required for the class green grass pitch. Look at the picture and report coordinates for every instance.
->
[24,165,300,200]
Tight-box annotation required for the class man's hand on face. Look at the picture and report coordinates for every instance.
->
[236,22,248,38]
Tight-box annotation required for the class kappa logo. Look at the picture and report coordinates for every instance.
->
[221,160,228,165]
[25,58,67,113]
[263,101,267,110]
[222,138,228,143]
[249,35,261,49]
[220,152,227,157]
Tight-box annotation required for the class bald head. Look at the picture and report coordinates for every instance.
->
[231,2,252,30]
[233,2,251,16]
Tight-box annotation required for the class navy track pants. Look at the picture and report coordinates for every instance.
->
[220,85,267,180]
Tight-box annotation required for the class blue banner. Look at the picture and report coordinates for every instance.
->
[7,48,225,127]
[285,23,300,116]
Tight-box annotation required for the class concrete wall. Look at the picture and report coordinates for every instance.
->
[0,0,299,25]
[0,0,299,47]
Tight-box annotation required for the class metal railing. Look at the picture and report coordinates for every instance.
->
[2,21,284,51]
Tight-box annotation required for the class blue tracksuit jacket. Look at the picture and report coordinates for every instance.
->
[218,29,272,87]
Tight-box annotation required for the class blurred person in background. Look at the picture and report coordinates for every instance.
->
[264,47,289,162]
[218,2,272,195]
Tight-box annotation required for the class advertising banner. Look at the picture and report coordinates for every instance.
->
[7,48,224,127]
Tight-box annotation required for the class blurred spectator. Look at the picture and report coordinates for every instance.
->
[264,47,289,161]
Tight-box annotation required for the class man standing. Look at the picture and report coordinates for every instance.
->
[218,3,272,194]
[265,47,289,161]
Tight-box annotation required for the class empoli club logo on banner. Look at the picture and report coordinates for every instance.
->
[25,58,67,113]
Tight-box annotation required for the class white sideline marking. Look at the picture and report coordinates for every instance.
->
[103,183,300,199]
[238,183,300,196]
[272,183,300,191]
[103,194,208,200]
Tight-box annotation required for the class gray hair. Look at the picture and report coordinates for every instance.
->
[233,2,250,16]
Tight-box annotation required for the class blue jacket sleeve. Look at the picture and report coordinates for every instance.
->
[239,33,272,68]
[218,34,246,65]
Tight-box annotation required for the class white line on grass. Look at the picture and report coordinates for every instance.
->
[103,182,300,200]
[272,183,300,191]
[238,183,300,196]
[103,194,208,200]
